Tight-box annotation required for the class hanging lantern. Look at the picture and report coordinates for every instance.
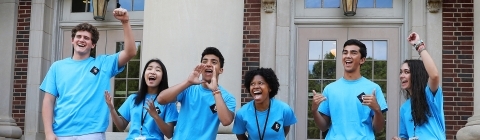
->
[92,0,109,21]
[342,0,358,16]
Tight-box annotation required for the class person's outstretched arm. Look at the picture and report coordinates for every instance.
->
[408,32,439,93]
[310,90,330,131]
[157,64,206,104]
[113,8,137,67]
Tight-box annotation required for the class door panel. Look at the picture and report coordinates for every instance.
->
[296,27,401,140]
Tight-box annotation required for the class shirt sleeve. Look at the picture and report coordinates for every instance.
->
[232,111,246,134]
[40,62,58,97]
[376,85,388,113]
[164,103,179,124]
[283,105,298,126]
[102,52,125,78]
[318,87,330,116]
[425,85,443,112]
[176,86,190,104]
[118,95,135,122]
[224,93,237,113]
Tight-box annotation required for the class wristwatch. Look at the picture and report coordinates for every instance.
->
[413,40,424,50]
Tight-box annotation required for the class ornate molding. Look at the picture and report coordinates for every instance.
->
[427,0,441,13]
[262,0,276,13]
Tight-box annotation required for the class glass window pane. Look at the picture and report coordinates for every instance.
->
[358,0,374,8]
[374,61,387,79]
[116,42,124,52]
[133,0,145,11]
[117,69,127,78]
[324,0,340,8]
[309,61,322,79]
[374,80,387,97]
[307,120,321,138]
[118,0,133,11]
[309,41,323,60]
[72,0,92,12]
[360,40,373,59]
[373,41,387,60]
[115,80,126,92]
[127,80,139,93]
[361,61,373,79]
[305,0,321,8]
[322,60,336,79]
[376,0,393,8]
[308,80,322,93]
[127,61,140,78]
[323,41,337,60]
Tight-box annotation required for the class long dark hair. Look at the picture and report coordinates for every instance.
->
[134,59,169,105]
[402,60,431,126]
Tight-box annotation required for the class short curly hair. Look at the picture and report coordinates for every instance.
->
[243,68,280,98]
[71,23,99,44]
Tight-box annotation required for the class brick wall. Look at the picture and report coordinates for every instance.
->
[12,0,31,133]
[241,0,261,106]
[442,0,474,139]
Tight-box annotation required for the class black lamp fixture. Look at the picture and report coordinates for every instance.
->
[92,0,109,21]
[342,0,358,16]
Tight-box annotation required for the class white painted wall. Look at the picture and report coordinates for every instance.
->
[142,0,244,133]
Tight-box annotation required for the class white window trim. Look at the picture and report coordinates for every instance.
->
[295,0,403,18]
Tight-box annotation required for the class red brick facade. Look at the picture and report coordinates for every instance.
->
[12,0,31,132]
[241,0,261,105]
[442,0,474,139]
[9,1,476,138]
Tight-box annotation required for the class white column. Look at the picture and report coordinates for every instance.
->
[143,0,243,133]
[0,0,22,139]
[456,0,480,139]
[260,1,277,69]
[24,0,55,139]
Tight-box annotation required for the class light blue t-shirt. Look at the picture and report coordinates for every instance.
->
[118,94,179,140]
[318,77,388,140]
[39,53,124,136]
[399,85,445,140]
[173,84,236,140]
[232,98,297,140]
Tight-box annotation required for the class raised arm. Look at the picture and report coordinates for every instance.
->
[206,66,234,126]
[408,32,439,93]
[113,8,137,67]
[157,64,206,104]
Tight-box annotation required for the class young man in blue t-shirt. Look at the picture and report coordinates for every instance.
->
[157,47,236,140]
[311,39,388,140]
[40,8,137,140]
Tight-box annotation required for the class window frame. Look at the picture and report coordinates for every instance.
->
[295,0,403,18]
[61,0,144,22]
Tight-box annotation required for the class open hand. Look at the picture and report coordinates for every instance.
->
[311,90,326,111]
[204,65,218,91]
[362,89,380,112]
[104,90,114,109]
[144,97,161,118]
[45,132,57,140]
[113,8,129,21]
[188,64,206,85]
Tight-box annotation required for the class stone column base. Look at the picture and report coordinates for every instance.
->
[456,115,480,140]
[0,117,22,139]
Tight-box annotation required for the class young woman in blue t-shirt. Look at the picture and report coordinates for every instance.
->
[104,59,178,140]
[392,32,445,140]
[233,68,297,140]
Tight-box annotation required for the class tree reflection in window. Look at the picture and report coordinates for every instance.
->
[113,41,141,132]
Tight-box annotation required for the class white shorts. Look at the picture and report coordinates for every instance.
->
[57,132,105,140]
